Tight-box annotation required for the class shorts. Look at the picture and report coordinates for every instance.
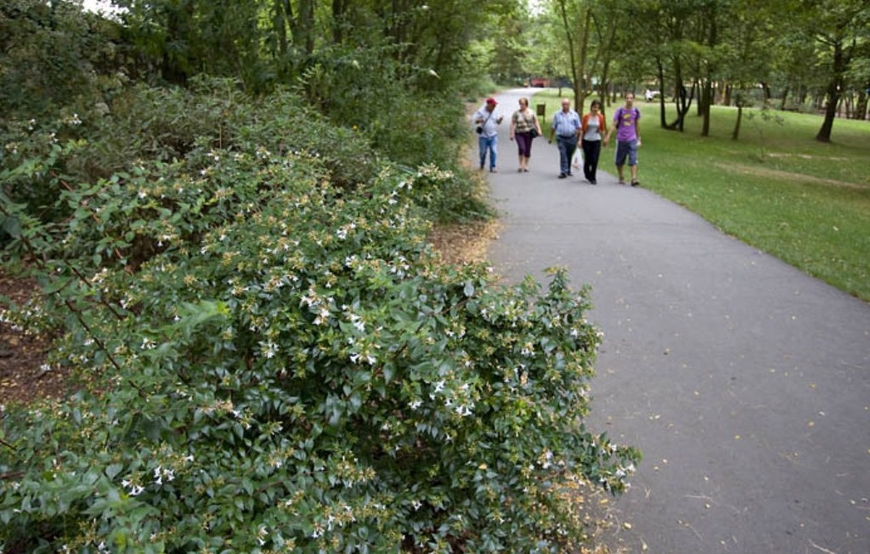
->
[615,139,638,166]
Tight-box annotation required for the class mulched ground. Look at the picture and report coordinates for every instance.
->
[0,270,71,406]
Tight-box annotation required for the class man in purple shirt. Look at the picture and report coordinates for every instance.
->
[604,92,642,186]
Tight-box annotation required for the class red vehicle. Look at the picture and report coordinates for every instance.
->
[529,77,550,88]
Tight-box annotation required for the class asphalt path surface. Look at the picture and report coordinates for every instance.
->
[479,89,870,553]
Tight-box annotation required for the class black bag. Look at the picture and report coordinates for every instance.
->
[476,110,493,135]
[530,127,539,139]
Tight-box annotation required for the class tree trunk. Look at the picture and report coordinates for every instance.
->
[779,86,789,110]
[160,0,195,85]
[657,58,667,128]
[595,18,617,115]
[288,0,315,56]
[332,0,346,44]
[760,82,771,104]
[666,58,690,131]
[855,87,868,120]
[732,103,742,140]
[576,7,593,113]
[700,9,717,137]
[556,0,578,107]
[701,78,712,137]
[816,40,846,142]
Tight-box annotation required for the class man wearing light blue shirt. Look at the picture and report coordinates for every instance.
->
[548,98,581,178]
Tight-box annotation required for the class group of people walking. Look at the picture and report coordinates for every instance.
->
[473,93,642,186]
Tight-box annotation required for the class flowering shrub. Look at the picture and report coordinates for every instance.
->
[1,88,637,553]
[0,79,490,242]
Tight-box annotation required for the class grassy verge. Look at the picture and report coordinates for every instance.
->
[532,90,870,301]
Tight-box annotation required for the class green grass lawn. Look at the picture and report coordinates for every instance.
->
[532,90,870,301]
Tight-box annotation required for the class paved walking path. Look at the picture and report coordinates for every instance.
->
[480,89,870,553]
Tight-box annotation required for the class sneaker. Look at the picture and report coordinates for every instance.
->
[631,180,639,187]
[558,173,567,179]
[590,179,597,185]
[618,178,626,185]
[490,168,498,173]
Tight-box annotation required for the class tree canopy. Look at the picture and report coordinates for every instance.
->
[526,0,870,141]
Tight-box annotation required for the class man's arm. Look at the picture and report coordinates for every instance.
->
[548,112,557,143]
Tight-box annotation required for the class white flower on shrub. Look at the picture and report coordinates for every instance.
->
[313,305,330,325]
[153,465,175,486]
[614,463,636,479]
[347,312,365,332]
[260,340,278,359]
[520,342,534,357]
[335,222,356,240]
[300,288,320,307]
[539,450,554,469]
[121,477,144,496]
[256,524,268,546]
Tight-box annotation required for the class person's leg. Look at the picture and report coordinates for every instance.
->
[566,140,577,175]
[557,136,570,176]
[489,135,498,171]
[523,133,532,170]
[588,140,601,183]
[582,141,593,181]
[628,140,639,185]
[478,135,487,169]
[516,134,529,170]
[615,141,628,183]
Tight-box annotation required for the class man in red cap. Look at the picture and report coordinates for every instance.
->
[473,97,504,172]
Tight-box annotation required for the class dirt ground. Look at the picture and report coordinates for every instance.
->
[0,222,499,407]
[0,270,71,406]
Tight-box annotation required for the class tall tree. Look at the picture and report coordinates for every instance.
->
[720,0,779,140]
[803,0,870,142]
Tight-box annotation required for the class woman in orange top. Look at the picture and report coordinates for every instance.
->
[579,99,606,184]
